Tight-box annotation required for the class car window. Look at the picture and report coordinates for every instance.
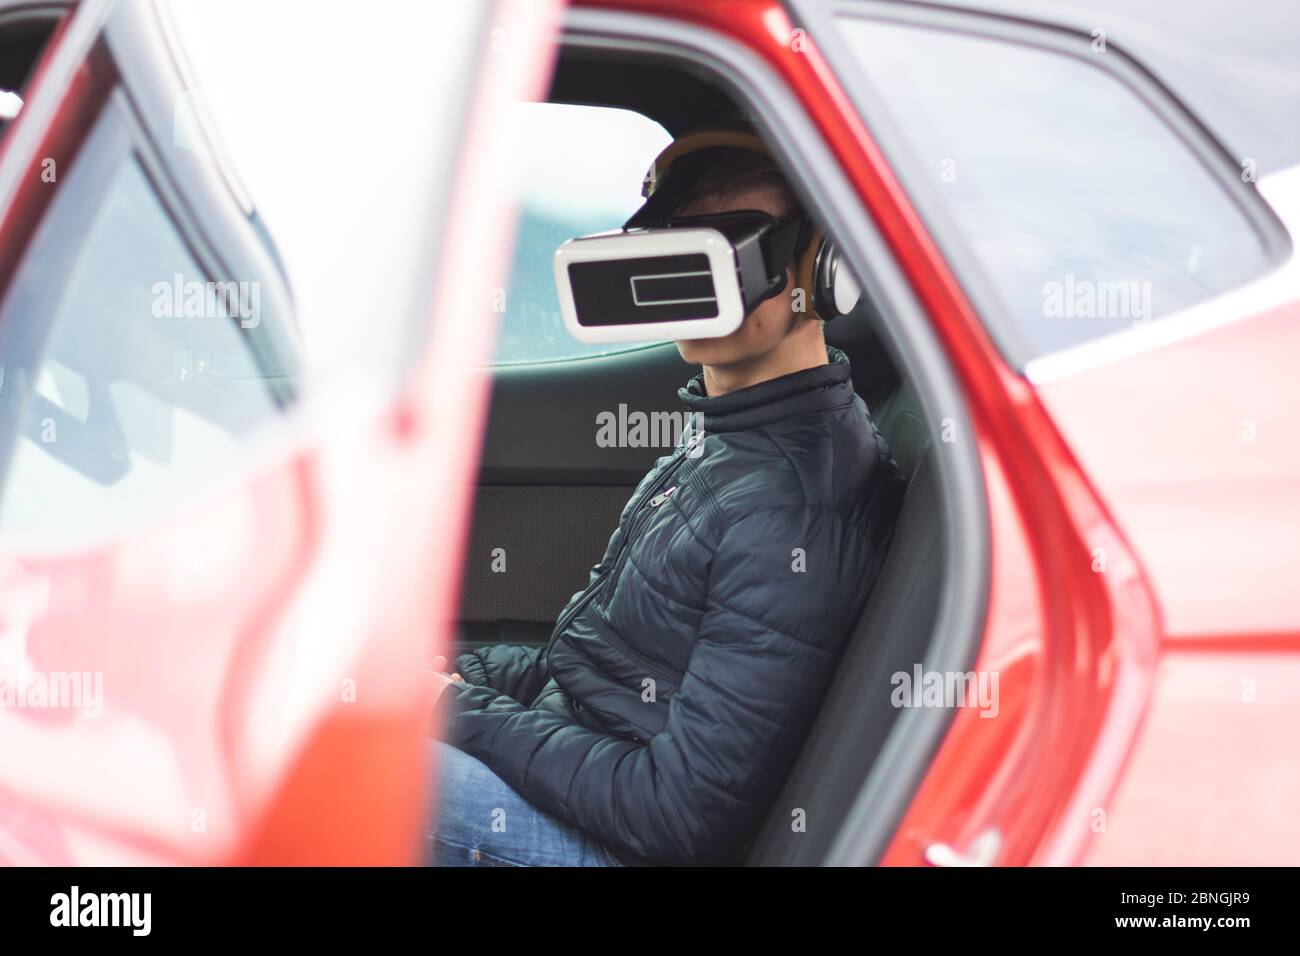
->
[0,105,285,540]
[832,15,1280,361]
[494,103,673,365]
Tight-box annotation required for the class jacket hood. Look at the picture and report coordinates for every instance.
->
[677,346,854,433]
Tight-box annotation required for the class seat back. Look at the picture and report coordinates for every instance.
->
[745,381,943,865]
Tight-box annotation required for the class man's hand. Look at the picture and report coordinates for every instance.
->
[431,655,462,682]
[429,655,463,704]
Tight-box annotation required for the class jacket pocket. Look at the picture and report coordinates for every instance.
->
[587,610,682,692]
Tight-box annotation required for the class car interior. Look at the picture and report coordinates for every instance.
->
[0,9,60,141]
[451,44,952,865]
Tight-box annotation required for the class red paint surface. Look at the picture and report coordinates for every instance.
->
[0,0,562,865]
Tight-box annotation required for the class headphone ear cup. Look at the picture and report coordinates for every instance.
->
[812,239,861,320]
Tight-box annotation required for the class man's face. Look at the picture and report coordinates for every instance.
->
[673,187,802,368]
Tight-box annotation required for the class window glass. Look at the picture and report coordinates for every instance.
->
[0,142,280,537]
[834,16,1276,358]
[163,0,498,386]
[495,103,673,364]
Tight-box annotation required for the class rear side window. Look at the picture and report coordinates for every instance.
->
[832,15,1282,361]
[0,101,288,539]
[495,103,672,365]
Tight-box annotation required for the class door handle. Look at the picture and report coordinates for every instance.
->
[924,828,1002,867]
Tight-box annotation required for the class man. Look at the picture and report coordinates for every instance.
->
[428,134,903,866]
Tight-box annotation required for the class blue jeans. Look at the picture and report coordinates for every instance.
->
[426,741,625,867]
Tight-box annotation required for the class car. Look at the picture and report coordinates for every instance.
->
[0,0,1297,867]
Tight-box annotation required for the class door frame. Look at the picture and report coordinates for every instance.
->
[564,3,991,866]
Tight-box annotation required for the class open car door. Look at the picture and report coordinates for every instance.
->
[0,0,559,865]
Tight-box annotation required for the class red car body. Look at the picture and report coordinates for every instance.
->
[1,0,1296,866]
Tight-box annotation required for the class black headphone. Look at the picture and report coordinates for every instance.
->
[808,232,863,321]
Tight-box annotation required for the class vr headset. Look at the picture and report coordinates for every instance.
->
[553,127,862,344]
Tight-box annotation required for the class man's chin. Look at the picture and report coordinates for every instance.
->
[676,338,733,366]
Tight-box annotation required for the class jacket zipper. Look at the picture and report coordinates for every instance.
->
[599,454,691,608]
[542,462,674,656]
[547,434,700,663]
[546,568,608,656]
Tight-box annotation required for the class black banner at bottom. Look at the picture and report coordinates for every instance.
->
[0,866,1283,942]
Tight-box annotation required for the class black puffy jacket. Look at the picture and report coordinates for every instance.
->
[440,347,904,865]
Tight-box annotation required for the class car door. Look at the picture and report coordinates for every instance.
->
[0,0,559,865]
[781,0,1300,865]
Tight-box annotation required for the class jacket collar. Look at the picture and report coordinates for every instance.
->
[677,346,854,433]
